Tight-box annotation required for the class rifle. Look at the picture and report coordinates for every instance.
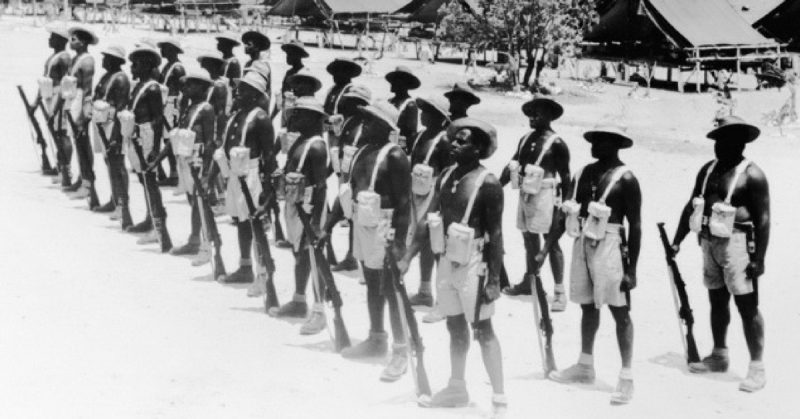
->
[64,111,86,146]
[17,85,54,170]
[384,232,432,403]
[190,157,227,282]
[657,222,700,364]
[619,225,632,310]
[237,175,280,311]
[531,270,557,377]
[129,126,169,250]
[295,202,351,351]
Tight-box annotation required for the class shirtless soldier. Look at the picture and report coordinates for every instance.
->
[400,118,506,416]
[169,71,216,257]
[63,26,98,207]
[124,46,173,252]
[385,66,420,151]
[268,97,330,335]
[327,85,371,272]
[89,45,130,219]
[549,127,641,405]
[323,58,362,116]
[501,97,570,313]
[405,95,451,310]
[216,34,242,89]
[671,116,769,393]
[40,26,71,179]
[323,101,411,382]
[215,72,275,292]
[156,37,186,186]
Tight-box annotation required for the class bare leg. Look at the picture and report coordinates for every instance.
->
[476,319,504,394]
[609,305,634,368]
[734,293,764,361]
[446,315,470,381]
[709,288,731,349]
[581,304,601,355]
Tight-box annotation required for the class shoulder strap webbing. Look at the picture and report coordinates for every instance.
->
[239,107,262,146]
[534,134,558,166]
[186,102,209,129]
[700,160,718,196]
[461,169,489,224]
[296,135,325,172]
[423,131,446,165]
[725,159,750,204]
[599,165,630,204]
[130,80,159,110]
[369,143,397,192]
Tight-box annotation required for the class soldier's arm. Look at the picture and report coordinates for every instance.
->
[398,102,418,149]
[746,164,770,271]
[480,174,504,284]
[78,58,95,98]
[304,140,329,229]
[146,84,165,155]
[387,146,412,257]
[552,138,571,199]
[400,174,444,268]
[197,104,216,151]
[108,75,130,111]
[499,135,525,186]
[228,60,242,81]
[621,173,642,277]
[432,137,453,174]
[171,65,186,94]
[673,163,709,248]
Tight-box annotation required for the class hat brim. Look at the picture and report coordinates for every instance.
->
[583,130,633,149]
[340,94,370,107]
[101,51,126,62]
[242,32,271,50]
[287,104,328,117]
[287,74,322,94]
[156,41,184,54]
[281,43,309,58]
[129,50,162,66]
[522,98,564,120]
[706,123,760,143]
[68,27,99,45]
[181,75,213,86]
[416,97,450,121]
[444,90,481,105]
[47,27,70,40]
[327,61,362,78]
[386,71,421,90]
[359,105,399,132]
[215,37,241,47]
[197,56,224,66]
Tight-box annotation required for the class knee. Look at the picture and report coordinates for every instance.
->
[580,304,600,318]
[609,306,632,327]
[709,288,731,309]
[733,293,759,319]
[446,316,470,345]
[474,319,497,345]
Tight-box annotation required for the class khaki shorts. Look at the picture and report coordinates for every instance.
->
[175,156,194,195]
[702,232,752,295]
[569,224,627,308]
[516,180,556,234]
[224,162,262,220]
[352,206,386,270]
[437,242,494,323]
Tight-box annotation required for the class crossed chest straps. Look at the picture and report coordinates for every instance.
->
[514,131,558,195]
[562,165,630,240]
[410,130,446,196]
[328,83,352,114]
[690,159,751,238]
[433,166,490,264]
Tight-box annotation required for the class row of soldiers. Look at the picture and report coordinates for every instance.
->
[29,25,770,414]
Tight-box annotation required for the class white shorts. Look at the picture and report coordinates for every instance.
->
[352,205,386,270]
[437,242,494,323]
[569,224,627,308]
[224,161,261,220]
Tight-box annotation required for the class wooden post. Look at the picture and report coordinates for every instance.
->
[736,47,741,91]
[695,61,701,93]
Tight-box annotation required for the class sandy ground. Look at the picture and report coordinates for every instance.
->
[1,17,799,419]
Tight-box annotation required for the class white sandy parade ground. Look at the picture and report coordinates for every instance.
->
[0,16,798,419]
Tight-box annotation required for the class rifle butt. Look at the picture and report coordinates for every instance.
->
[333,313,351,352]
[326,240,338,265]
[415,355,432,397]
[686,328,701,364]
[213,253,227,281]
[264,276,280,311]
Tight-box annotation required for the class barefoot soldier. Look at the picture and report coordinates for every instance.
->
[405,95,451,310]
[214,72,275,294]
[168,71,216,259]
[501,97,570,313]
[401,118,507,415]
[122,46,173,252]
[268,97,331,335]
[324,100,412,382]
[549,127,641,405]
[273,39,309,124]
[216,34,242,90]
[39,25,71,179]
[89,45,131,223]
[670,116,769,392]
[156,37,186,187]
[327,85,372,272]
[62,26,98,207]
[444,82,480,121]
[386,66,420,152]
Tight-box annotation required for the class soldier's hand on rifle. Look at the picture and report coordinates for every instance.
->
[251,204,269,220]
[534,251,547,265]
[671,243,681,255]
[746,260,764,279]
[620,272,637,291]
[147,149,158,163]
[315,230,330,250]
[482,279,501,304]
[396,257,410,275]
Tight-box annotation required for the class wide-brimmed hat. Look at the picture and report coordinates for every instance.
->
[101,45,126,62]
[242,31,270,50]
[197,52,225,68]
[288,96,327,117]
[281,39,309,58]
[286,68,322,93]
[341,85,372,106]
[156,37,183,54]
[385,66,420,90]
[583,126,634,149]
[522,96,564,120]
[326,58,362,78]
[129,46,162,67]
[68,25,99,45]
[444,82,480,105]
[359,100,400,132]
[45,24,70,41]
[181,69,213,86]
[215,33,241,47]
[416,95,450,121]
[237,71,268,94]
[707,115,760,143]
[447,117,497,159]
